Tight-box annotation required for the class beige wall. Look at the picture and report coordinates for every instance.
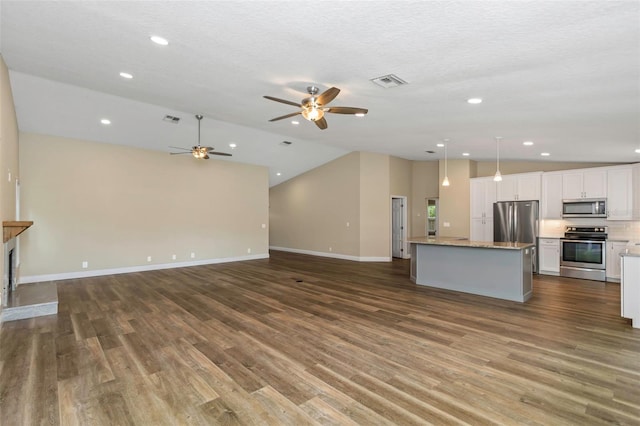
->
[19,133,269,278]
[360,152,391,258]
[269,152,361,256]
[0,56,20,306]
[389,155,412,237]
[410,161,439,237]
[474,161,619,177]
[438,159,473,238]
[269,151,395,260]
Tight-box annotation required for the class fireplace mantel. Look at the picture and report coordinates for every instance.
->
[3,221,34,243]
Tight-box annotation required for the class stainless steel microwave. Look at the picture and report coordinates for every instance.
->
[562,198,607,218]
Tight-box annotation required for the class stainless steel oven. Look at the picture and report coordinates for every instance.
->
[560,226,607,281]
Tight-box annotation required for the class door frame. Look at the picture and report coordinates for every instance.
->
[390,195,409,259]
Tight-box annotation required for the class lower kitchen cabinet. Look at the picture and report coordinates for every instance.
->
[607,241,629,281]
[539,238,560,275]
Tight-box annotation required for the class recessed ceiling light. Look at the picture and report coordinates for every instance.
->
[635,148,640,154]
[436,143,444,148]
[355,113,365,117]
[100,119,111,125]
[462,152,470,156]
[541,152,550,156]
[276,172,282,176]
[523,141,534,146]
[467,98,482,104]
[119,72,133,79]
[229,143,237,149]
[150,35,168,46]
[291,120,299,125]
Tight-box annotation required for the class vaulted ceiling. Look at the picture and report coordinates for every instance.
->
[1,1,638,186]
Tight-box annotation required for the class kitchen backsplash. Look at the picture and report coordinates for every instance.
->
[540,218,640,244]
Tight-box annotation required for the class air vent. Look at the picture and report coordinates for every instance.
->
[162,115,181,123]
[280,141,293,146]
[425,150,435,154]
[370,74,408,88]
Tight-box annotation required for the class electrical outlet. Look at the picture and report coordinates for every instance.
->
[172,254,177,260]
[82,261,88,269]
[247,248,251,254]
[444,222,451,227]
[190,252,195,259]
[329,247,332,252]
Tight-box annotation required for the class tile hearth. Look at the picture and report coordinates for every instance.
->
[1,282,58,322]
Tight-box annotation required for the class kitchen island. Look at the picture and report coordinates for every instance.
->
[408,236,534,303]
[621,247,640,328]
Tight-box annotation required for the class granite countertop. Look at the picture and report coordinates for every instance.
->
[408,236,534,250]
[621,247,640,258]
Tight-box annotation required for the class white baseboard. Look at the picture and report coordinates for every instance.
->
[269,246,391,262]
[19,253,269,284]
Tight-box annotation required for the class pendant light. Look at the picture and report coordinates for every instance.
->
[442,139,450,187]
[493,136,503,182]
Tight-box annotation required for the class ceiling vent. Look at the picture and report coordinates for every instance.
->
[425,150,435,154]
[370,74,407,88]
[280,141,293,146]
[162,115,181,123]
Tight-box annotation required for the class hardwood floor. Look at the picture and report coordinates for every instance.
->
[1,251,639,425]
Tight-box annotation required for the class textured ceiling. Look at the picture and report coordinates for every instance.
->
[1,1,639,186]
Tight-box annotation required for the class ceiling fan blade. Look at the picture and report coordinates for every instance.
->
[314,117,328,130]
[168,146,192,151]
[203,155,210,160]
[263,96,301,107]
[316,87,340,105]
[269,111,302,122]
[170,152,192,155]
[326,107,368,115]
[209,151,233,157]
[203,147,215,151]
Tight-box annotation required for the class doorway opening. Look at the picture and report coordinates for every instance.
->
[391,196,408,259]
[427,198,438,236]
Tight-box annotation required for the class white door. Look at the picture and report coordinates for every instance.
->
[392,198,404,258]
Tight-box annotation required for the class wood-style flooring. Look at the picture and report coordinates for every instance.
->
[1,251,639,425]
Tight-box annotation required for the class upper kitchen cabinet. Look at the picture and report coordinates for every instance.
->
[607,166,633,220]
[562,169,607,199]
[541,172,563,219]
[496,172,542,202]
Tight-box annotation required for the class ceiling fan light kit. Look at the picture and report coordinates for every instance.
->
[264,85,368,130]
[168,114,232,160]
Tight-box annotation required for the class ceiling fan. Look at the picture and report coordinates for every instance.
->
[264,86,368,130]
[169,114,232,159]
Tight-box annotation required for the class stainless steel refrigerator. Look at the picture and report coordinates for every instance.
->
[493,200,539,273]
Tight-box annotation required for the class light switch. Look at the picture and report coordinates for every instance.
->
[444,222,450,227]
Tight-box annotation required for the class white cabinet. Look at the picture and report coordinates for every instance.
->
[471,217,494,242]
[621,254,640,328]
[539,238,560,275]
[470,177,496,242]
[562,169,607,199]
[541,172,563,219]
[496,172,541,201]
[607,167,633,220]
[607,241,629,281]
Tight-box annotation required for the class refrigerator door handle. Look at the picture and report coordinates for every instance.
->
[508,204,514,242]
[512,204,518,243]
